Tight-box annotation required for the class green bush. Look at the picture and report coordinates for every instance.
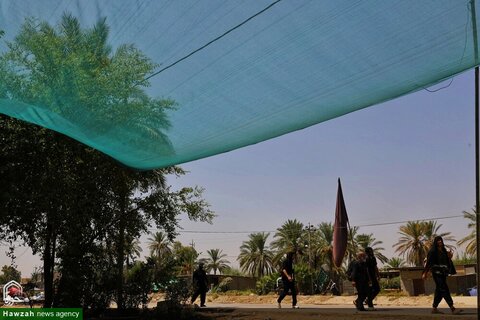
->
[380,276,400,290]
[163,277,192,306]
[211,277,233,293]
[255,273,280,295]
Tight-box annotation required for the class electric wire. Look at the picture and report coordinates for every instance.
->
[175,214,465,234]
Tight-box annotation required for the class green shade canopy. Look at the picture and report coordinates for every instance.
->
[0,1,478,169]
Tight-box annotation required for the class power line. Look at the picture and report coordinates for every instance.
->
[144,0,282,80]
[355,214,463,228]
[176,214,464,234]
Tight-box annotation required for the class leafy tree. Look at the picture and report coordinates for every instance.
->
[148,231,172,260]
[0,265,21,283]
[205,249,230,275]
[312,222,334,271]
[238,232,274,277]
[271,219,305,264]
[0,13,214,309]
[393,220,454,267]
[422,221,455,251]
[393,221,428,266]
[457,207,477,256]
[125,239,143,266]
[172,241,200,275]
[383,257,406,269]
[356,233,388,263]
[346,225,359,264]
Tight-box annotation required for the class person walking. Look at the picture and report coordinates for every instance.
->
[351,251,369,312]
[365,247,380,310]
[191,262,208,307]
[277,251,299,309]
[422,236,462,315]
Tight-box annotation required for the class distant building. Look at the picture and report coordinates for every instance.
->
[398,264,476,296]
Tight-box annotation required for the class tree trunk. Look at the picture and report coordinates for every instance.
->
[116,181,127,309]
[43,219,56,308]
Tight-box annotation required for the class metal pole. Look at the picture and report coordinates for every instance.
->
[470,1,480,317]
[475,64,479,320]
[306,223,314,295]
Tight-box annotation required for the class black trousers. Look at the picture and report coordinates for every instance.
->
[432,273,453,308]
[191,287,207,306]
[366,279,380,307]
[355,283,369,311]
[277,280,297,306]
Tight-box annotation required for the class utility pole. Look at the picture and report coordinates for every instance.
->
[470,2,480,318]
[305,223,316,294]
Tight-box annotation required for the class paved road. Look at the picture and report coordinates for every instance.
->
[195,303,478,319]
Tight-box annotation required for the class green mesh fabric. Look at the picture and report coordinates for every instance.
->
[0,1,478,169]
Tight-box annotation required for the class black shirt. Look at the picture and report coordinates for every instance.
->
[281,259,294,281]
[366,255,378,281]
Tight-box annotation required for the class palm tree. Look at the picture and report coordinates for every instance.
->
[125,238,143,265]
[271,219,305,264]
[346,225,360,264]
[205,249,230,275]
[312,222,334,271]
[393,220,453,266]
[147,231,172,259]
[393,221,428,266]
[237,232,274,277]
[458,207,477,256]
[356,233,388,263]
[172,241,199,275]
[422,221,456,251]
[384,257,406,269]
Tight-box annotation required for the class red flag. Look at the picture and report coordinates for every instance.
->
[333,178,349,268]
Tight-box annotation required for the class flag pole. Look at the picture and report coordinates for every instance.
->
[470,1,480,317]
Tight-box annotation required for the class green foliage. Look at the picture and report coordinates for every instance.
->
[380,276,401,290]
[457,207,477,256]
[211,277,233,293]
[222,267,245,276]
[163,277,191,306]
[271,219,305,262]
[291,262,315,295]
[238,232,274,278]
[205,249,230,275]
[383,257,407,269]
[122,261,154,309]
[171,242,200,275]
[255,272,279,295]
[452,252,476,265]
[393,220,455,266]
[0,265,21,283]
[0,13,214,310]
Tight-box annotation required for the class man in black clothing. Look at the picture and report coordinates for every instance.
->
[191,262,208,307]
[422,236,462,315]
[365,247,380,310]
[351,251,369,312]
[277,251,299,309]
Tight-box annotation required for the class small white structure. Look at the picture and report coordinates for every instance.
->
[2,280,27,306]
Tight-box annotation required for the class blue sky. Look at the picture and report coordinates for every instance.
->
[168,69,476,269]
[2,69,476,276]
